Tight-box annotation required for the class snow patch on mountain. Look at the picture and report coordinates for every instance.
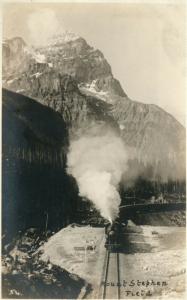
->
[30,72,43,78]
[79,80,113,103]
[23,46,46,63]
[7,78,18,85]
[80,85,109,102]
[34,53,46,63]
[16,89,25,93]
[48,62,53,68]
[119,124,125,130]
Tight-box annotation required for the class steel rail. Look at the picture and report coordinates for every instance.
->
[102,248,121,299]
[102,249,110,299]
[116,251,121,299]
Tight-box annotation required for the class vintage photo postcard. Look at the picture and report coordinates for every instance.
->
[1,1,186,299]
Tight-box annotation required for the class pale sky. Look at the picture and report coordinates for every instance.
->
[3,2,186,126]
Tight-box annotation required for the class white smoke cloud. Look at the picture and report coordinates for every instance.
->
[67,127,128,222]
[27,9,63,46]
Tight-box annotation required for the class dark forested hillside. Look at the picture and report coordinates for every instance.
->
[2,89,79,242]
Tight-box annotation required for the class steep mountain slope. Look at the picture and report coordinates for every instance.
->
[111,97,185,180]
[2,35,185,181]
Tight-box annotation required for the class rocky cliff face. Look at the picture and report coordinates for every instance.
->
[2,34,185,181]
[3,35,125,97]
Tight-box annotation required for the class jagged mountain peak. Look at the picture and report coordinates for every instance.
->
[46,31,81,46]
[3,35,125,98]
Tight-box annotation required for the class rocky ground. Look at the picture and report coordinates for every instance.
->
[1,228,90,299]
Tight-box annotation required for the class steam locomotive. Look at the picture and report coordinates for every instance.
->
[104,218,128,249]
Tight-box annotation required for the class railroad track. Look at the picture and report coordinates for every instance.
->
[102,247,121,299]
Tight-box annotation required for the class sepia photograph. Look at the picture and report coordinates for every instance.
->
[1,1,186,299]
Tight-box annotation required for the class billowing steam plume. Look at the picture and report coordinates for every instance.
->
[67,127,128,223]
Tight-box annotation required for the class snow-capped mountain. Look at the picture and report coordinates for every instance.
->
[3,35,125,98]
[2,34,185,181]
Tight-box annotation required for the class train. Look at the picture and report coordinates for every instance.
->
[104,219,128,250]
